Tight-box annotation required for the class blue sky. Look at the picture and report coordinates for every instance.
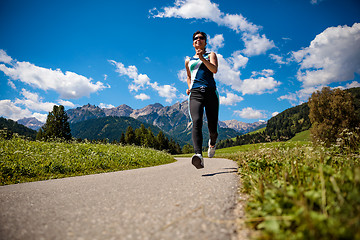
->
[1,0,359,123]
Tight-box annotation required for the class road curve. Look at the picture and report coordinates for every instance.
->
[0,157,239,240]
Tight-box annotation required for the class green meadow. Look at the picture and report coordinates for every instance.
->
[0,136,175,185]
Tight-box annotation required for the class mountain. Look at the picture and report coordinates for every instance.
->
[67,103,106,123]
[66,101,243,146]
[219,120,267,134]
[0,117,37,139]
[70,116,167,143]
[17,117,44,130]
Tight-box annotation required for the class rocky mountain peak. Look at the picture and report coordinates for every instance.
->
[17,117,44,130]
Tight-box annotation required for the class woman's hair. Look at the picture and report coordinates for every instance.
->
[193,31,207,43]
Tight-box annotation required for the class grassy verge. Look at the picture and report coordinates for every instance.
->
[0,137,175,185]
[217,142,360,239]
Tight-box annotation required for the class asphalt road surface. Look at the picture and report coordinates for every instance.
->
[0,157,240,240]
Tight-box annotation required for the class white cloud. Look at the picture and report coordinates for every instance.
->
[150,0,222,22]
[231,51,249,69]
[272,112,279,117]
[109,60,150,92]
[99,103,115,108]
[221,13,259,33]
[292,23,360,87]
[32,112,47,123]
[150,82,177,103]
[8,79,16,90]
[215,52,279,95]
[177,69,188,83]
[58,99,76,108]
[151,0,274,56]
[0,50,13,64]
[278,86,322,106]
[241,33,275,56]
[15,89,55,112]
[269,54,287,65]
[344,81,360,89]
[216,53,245,90]
[234,107,266,119]
[0,51,108,99]
[208,34,224,52]
[110,59,178,103]
[135,93,151,101]
[0,100,32,121]
[219,92,243,106]
[238,69,281,95]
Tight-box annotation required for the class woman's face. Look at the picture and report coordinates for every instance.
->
[193,34,206,49]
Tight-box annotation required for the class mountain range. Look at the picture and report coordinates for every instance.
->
[17,101,266,146]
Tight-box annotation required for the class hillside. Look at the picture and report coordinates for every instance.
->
[70,116,166,143]
[0,117,37,140]
[217,87,360,148]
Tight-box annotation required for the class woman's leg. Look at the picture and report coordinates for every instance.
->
[205,90,219,146]
[189,91,204,154]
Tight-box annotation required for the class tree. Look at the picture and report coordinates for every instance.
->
[308,87,360,148]
[37,105,72,141]
[156,131,168,150]
[125,126,136,145]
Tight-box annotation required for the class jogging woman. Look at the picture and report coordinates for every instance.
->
[185,30,219,169]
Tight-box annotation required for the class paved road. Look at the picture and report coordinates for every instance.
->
[0,157,240,240]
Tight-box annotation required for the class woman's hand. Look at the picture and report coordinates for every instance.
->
[186,89,191,95]
[196,49,205,59]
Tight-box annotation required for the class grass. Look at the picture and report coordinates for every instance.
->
[288,130,310,142]
[0,137,175,185]
[216,141,360,239]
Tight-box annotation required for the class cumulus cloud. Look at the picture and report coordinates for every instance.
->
[177,69,188,83]
[135,93,151,101]
[110,59,178,103]
[0,99,47,122]
[150,82,177,103]
[214,52,280,95]
[269,54,288,65]
[0,49,13,64]
[278,86,323,106]
[0,100,33,121]
[208,34,225,52]
[150,0,274,56]
[272,112,279,117]
[292,23,360,87]
[108,60,150,92]
[99,103,115,108]
[344,81,360,89]
[241,33,275,56]
[0,50,107,99]
[15,89,55,112]
[216,52,246,89]
[234,107,266,119]
[57,99,76,108]
[237,69,281,95]
[219,92,244,106]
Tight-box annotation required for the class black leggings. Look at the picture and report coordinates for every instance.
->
[189,88,219,154]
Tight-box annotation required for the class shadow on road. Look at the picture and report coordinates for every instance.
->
[202,168,238,177]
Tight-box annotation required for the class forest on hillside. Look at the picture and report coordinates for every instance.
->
[217,87,360,149]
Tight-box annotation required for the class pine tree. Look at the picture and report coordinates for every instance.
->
[125,126,136,145]
[156,131,168,150]
[38,105,72,141]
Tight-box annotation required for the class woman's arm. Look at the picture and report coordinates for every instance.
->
[197,51,218,74]
[185,58,192,95]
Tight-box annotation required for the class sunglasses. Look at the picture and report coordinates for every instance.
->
[193,36,205,41]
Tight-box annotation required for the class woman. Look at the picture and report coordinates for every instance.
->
[185,30,219,169]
